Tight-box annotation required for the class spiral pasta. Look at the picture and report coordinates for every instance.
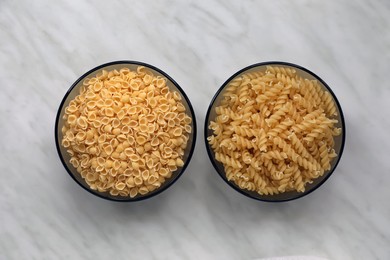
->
[208,65,341,195]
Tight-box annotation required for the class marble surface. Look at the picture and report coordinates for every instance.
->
[1,0,389,259]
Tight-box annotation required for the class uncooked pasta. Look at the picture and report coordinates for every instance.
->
[208,66,341,195]
[61,66,192,197]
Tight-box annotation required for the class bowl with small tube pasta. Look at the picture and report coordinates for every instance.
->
[205,61,345,202]
[55,61,196,201]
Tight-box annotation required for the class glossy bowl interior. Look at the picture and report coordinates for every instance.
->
[205,61,345,202]
[55,61,197,201]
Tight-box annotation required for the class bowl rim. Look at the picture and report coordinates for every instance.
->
[55,60,197,202]
[204,61,346,202]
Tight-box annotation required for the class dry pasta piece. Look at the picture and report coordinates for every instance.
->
[208,65,341,194]
[61,66,192,198]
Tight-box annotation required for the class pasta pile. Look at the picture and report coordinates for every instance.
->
[61,66,192,197]
[208,66,341,195]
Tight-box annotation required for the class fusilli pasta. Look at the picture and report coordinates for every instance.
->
[208,65,341,195]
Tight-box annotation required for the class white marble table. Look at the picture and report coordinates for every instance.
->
[1,0,389,259]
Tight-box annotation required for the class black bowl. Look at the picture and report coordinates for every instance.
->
[55,61,197,202]
[204,61,345,202]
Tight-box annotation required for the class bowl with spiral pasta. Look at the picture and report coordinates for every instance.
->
[205,61,345,202]
[55,61,196,201]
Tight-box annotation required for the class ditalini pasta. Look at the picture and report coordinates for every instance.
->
[61,67,192,197]
[208,66,341,195]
